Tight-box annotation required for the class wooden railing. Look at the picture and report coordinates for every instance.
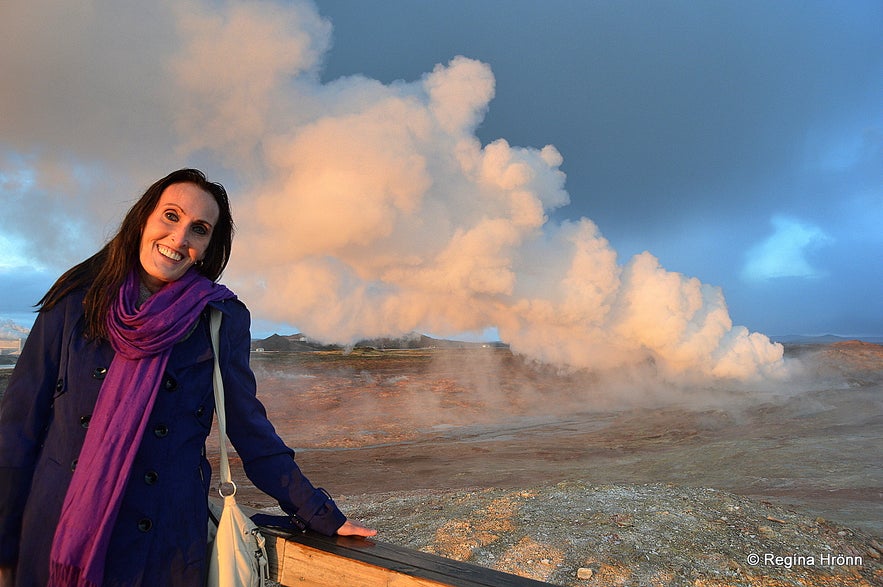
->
[250,514,560,587]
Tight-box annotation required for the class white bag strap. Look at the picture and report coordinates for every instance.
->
[209,307,234,493]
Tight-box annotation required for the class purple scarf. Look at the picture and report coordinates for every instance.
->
[49,268,234,587]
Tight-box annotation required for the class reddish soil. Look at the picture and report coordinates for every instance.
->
[218,343,883,537]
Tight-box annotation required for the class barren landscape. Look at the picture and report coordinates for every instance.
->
[2,341,881,585]
[229,340,882,586]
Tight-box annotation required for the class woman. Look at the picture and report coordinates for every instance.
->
[0,169,375,586]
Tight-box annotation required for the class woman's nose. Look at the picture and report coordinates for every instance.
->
[172,225,189,246]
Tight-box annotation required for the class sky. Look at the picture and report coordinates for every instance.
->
[0,0,881,381]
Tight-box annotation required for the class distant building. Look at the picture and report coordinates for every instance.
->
[0,339,22,355]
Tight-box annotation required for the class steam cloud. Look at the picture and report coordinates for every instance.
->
[0,320,29,341]
[1,0,789,382]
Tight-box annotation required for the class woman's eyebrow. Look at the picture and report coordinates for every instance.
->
[164,202,214,228]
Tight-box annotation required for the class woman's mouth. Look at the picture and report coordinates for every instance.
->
[157,244,184,262]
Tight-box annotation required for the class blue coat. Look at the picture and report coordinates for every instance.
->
[0,290,346,586]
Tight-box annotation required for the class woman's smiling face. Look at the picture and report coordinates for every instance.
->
[138,182,220,292]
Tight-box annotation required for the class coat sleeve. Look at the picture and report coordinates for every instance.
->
[215,300,347,536]
[0,296,74,565]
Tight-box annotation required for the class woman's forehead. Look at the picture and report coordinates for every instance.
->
[157,182,220,225]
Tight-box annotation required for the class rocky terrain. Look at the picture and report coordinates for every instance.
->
[331,481,882,586]
[252,340,883,586]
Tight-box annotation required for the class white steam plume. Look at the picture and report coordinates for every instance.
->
[0,320,29,341]
[165,3,785,382]
[1,0,789,382]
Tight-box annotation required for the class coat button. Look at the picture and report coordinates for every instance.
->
[153,424,169,438]
[144,470,158,485]
[163,376,178,391]
[92,367,108,380]
[137,518,153,532]
[70,458,78,471]
[80,415,91,429]
[55,379,64,392]
[195,405,205,417]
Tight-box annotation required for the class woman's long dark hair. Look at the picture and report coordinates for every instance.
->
[38,168,234,339]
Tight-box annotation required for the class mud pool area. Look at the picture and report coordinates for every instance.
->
[231,341,882,586]
[229,342,883,535]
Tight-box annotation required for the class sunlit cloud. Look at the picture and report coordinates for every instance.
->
[2,0,879,371]
[742,216,833,281]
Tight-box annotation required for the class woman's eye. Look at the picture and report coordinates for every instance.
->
[192,224,209,236]
[164,211,179,222]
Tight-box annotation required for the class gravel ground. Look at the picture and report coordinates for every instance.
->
[326,481,883,586]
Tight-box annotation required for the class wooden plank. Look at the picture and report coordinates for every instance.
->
[219,501,559,587]
[258,527,558,587]
[265,532,452,587]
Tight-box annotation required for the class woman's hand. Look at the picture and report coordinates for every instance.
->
[0,566,15,587]
[336,519,377,538]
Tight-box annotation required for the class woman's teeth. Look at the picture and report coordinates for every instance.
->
[158,245,183,261]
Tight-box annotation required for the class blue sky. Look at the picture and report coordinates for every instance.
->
[1,0,881,358]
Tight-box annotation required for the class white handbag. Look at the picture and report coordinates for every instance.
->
[207,308,270,587]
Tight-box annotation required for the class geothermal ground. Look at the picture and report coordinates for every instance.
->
[2,341,881,585]
[226,340,882,586]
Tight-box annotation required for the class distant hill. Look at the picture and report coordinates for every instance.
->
[250,332,508,352]
[771,334,883,345]
[251,331,883,352]
[250,334,338,352]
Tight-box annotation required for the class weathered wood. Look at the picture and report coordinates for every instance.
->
[229,502,558,587]
[258,527,558,587]
[264,530,455,586]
